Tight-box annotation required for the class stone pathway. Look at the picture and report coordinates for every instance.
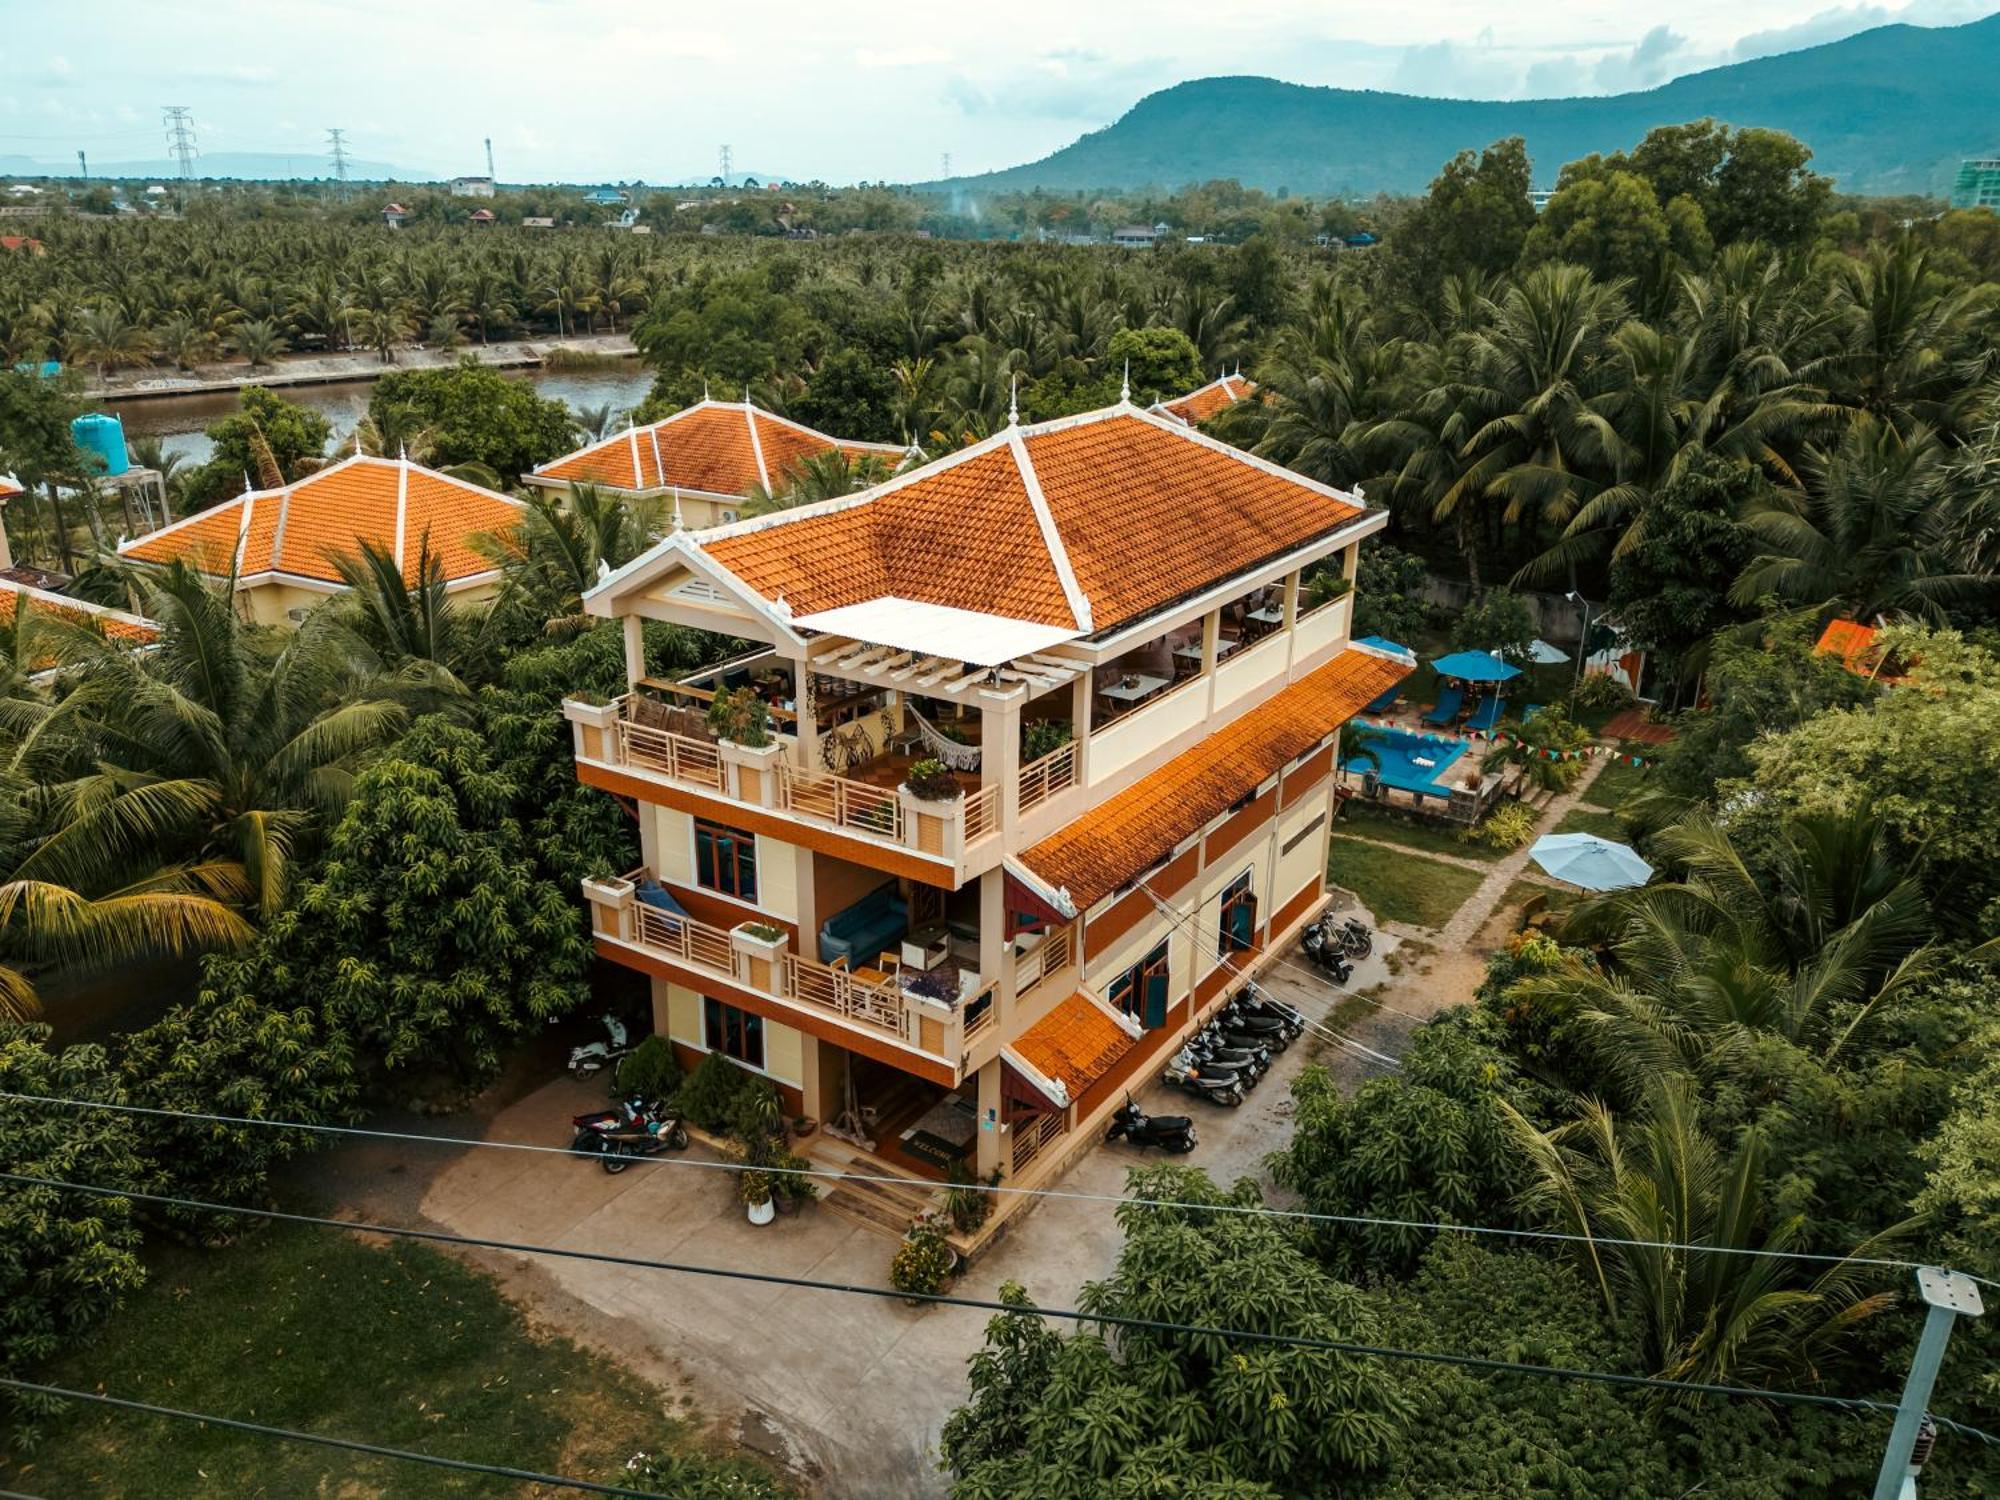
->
[1325,831,1493,873]
[1432,755,1609,949]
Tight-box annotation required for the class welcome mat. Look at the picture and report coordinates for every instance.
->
[903,1130,972,1170]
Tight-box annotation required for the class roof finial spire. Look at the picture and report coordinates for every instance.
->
[398,440,407,464]
[702,377,710,403]
[1120,359,1131,404]
[352,428,362,457]
[242,470,253,496]
[671,487,685,531]
[1007,373,1019,427]
[744,383,753,410]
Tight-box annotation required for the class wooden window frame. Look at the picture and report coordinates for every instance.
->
[1218,869,1257,957]
[702,995,765,1070]
[694,817,759,903]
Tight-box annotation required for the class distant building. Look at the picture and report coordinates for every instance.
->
[0,235,45,256]
[1111,224,1161,248]
[382,202,408,228]
[468,208,495,226]
[450,175,496,198]
[1529,188,1556,213]
[583,188,629,206]
[522,215,556,229]
[1949,156,2000,210]
[144,184,169,198]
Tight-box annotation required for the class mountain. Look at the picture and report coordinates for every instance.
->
[0,151,433,183]
[937,15,2000,198]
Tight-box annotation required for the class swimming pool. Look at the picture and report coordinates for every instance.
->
[1342,727,1466,797]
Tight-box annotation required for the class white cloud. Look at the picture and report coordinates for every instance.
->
[855,46,952,69]
[1593,24,1688,90]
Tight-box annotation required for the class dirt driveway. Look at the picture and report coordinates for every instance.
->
[406,934,1436,1499]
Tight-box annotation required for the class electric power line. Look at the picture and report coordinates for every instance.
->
[0,1089,1978,1284]
[0,1376,665,1498]
[5,1167,1990,1444]
[326,127,349,193]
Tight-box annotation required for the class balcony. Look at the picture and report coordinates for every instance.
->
[583,869,995,1072]
[565,696,999,864]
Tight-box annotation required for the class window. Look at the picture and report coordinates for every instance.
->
[1218,871,1257,956]
[694,818,758,902]
[703,996,764,1069]
[1107,939,1171,1029]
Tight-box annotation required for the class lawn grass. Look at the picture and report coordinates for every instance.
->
[1585,757,1652,809]
[1335,800,1509,863]
[1552,805,1628,841]
[1498,877,1584,918]
[1328,837,1485,930]
[4,1224,784,1499]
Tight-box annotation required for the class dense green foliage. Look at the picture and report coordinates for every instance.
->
[367,360,576,477]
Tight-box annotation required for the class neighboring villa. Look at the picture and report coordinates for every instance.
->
[562,393,1404,1239]
[1153,372,1257,427]
[523,398,910,530]
[0,577,159,671]
[117,453,524,627]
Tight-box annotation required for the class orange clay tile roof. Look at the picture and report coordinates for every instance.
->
[0,474,23,499]
[118,455,523,587]
[690,407,1366,636]
[531,400,904,496]
[1,579,158,665]
[1815,619,1878,670]
[1015,644,1410,912]
[1011,992,1135,1101]
[1156,374,1256,426]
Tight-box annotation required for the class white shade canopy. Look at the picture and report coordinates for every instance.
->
[790,596,1083,667]
[1529,833,1653,892]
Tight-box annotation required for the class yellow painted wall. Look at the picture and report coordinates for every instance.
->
[650,805,797,922]
[655,806,696,885]
[1275,792,1330,908]
[661,979,802,1087]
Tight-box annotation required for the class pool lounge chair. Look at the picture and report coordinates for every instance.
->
[1420,685,1463,726]
[1465,695,1504,732]
[1363,681,1402,714]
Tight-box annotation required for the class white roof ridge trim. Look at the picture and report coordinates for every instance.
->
[0,577,159,630]
[742,402,771,491]
[1005,427,1092,633]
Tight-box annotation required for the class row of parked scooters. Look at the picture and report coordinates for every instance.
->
[1300,911,1372,982]
[1161,989,1309,1109]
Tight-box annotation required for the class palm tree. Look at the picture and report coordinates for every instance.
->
[569,401,621,445]
[18,561,407,918]
[69,304,154,379]
[744,449,891,516]
[357,304,407,364]
[231,317,285,369]
[332,536,487,698]
[1503,1078,1901,1387]
[480,486,661,636]
[155,312,217,372]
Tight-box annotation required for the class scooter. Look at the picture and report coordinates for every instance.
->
[1163,1052,1245,1107]
[1236,990,1307,1040]
[1301,920,1355,982]
[1220,997,1294,1050]
[1190,1027,1269,1078]
[1183,1037,1265,1090]
[1105,1097,1197,1153]
[1200,1015,1274,1065]
[570,1097,690,1173]
[1337,916,1374,960]
[567,1013,636,1081]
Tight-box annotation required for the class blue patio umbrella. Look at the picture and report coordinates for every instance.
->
[1429,649,1523,684]
[1356,634,1412,657]
[1529,833,1654,892]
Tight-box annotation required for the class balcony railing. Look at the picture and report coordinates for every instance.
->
[618,719,724,790]
[1017,741,1077,813]
[591,870,977,1067]
[1010,1111,1066,1175]
[778,764,902,838]
[964,784,999,841]
[1014,923,1075,992]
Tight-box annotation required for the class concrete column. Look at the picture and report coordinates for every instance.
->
[0,496,12,572]
[974,1056,1003,1178]
[981,691,1024,831]
[788,650,819,771]
[1202,607,1221,717]
[1283,569,1302,674]
[1069,674,1092,787]
[980,867,1008,1025]
[793,846,819,958]
[1341,542,1360,584]
[621,613,645,690]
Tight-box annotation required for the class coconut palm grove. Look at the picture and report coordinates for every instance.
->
[2,108,2000,1499]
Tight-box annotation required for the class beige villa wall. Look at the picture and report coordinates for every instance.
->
[655,978,805,1088]
[650,805,799,924]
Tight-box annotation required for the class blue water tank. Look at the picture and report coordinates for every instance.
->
[71,412,130,477]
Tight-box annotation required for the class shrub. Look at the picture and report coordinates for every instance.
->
[705,687,771,747]
[1571,671,1634,712]
[1022,718,1073,761]
[615,1034,680,1103]
[891,1214,956,1298]
[943,1161,996,1234]
[673,1051,758,1133]
[1465,801,1537,850]
[903,758,962,801]
[739,1169,774,1208]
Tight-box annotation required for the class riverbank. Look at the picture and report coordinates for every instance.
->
[83,332,638,401]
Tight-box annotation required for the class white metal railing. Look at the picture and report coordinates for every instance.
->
[1010,1111,1066,1174]
[962,982,998,1046]
[1017,741,1077,813]
[778,765,903,838]
[616,718,724,790]
[963,784,999,841]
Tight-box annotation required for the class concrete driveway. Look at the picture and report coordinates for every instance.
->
[417,934,1417,1498]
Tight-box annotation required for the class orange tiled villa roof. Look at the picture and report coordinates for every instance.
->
[1009,992,1137,1105]
[1,579,159,666]
[1153,372,1257,427]
[667,402,1370,639]
[118,454,524,588]
[527,399,907,498]
[1012,644,1411,913]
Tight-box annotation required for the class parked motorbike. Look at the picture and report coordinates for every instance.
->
[567,1013,636,1081]
[1163,1052,1245,1107]
[1337,916,1374,959]
[1183,1040,1265,1093]
[1234,990,1307,1041]
[1105,1097,1197,1153]
[1199,1017,1274,1067]
[1220,997,1293,1050]
[1190,1027,1268,1078]
[569,1096,690,1173]
[1301,919,1356,982]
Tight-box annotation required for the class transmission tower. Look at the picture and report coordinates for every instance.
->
[940,152,951,179]
[77,149,88,180]
[719,143,732,183]
[327,128,350,194]
[162,106,198,179]
[484,136,495,180]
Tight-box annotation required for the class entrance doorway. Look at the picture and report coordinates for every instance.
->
[847,1055,974,1181]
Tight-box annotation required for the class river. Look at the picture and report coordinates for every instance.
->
[110,363,657,466]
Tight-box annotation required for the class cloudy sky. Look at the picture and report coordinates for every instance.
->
[1,0,1991,182]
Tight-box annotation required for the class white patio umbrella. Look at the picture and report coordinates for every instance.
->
[1525,638,1570,665]
[1529,833,1653,892]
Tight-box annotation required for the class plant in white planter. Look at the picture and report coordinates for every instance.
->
[741,1168,775,1226]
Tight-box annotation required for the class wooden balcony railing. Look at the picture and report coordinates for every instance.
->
[777,765,902,839]
[1017,741,1077,814]
[1009,1111,1066,1175]
[617,719,724,790]
[963,784,999,841]
[1014,923,1075,992]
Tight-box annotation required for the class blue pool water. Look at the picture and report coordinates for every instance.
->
[1343,727,1466,796]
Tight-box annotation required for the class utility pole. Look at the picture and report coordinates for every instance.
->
[1872,1267,1983,1500]
[719,143,732,184]
[484,135,495,181]
[162,106,197,180]
[77,149,87,179]
[327,128,350,195]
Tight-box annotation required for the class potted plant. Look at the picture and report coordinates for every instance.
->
[942,1162,997,1235]
[903,757,962,801]
[706,686,772,748]
[730,920,789,991]
[890,1213,957,1302]
[792,1114,817,1137]
[741,1168,775,1226]
[1022,718,1073,761]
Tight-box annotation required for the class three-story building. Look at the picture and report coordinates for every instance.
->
[563,393,1410,1222]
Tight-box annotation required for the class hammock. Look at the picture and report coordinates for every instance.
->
[908,705,982,772]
